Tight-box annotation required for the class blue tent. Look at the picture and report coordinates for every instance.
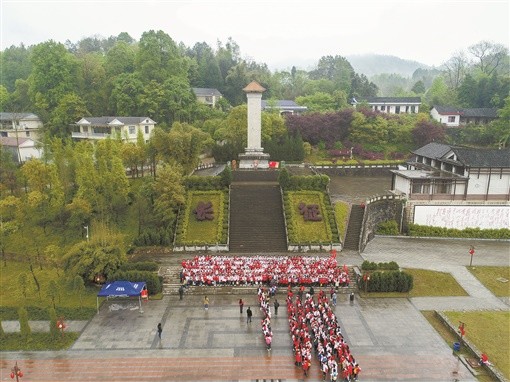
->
[97,280,146,313]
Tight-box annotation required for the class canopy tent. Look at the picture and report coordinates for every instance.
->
[96,280,146,313]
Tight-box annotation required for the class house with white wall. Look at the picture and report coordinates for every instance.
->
[192,88,222,108]
[352,97,421,114]
[261,100,308,115]
[72,117,156,143]
[430,106,498,127]
[0,113,44,141]
[0,137,43,163]
[390,142,509,229]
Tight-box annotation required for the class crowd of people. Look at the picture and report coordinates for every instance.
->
[287,288,360,381]
[180,255,350,287]
[258,287,273,351]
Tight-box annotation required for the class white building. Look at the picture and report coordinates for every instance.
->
[391,142,510,229]
[72,116,156,143]
[192,88,222,108]
[261,100,308,115]
[0,137,43,163]
[430,106,498,127]
[352,97,421,114]
[0,112,44,141]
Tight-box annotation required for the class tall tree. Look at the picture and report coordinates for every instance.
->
[76,52,107,115]
[468,40,509,76]
[109,73,143,115]
[136,30,188,83]
[443,52,469,89]
[28,41,79,115]
[152,163,185,226]
[0,44,32,92]
[48,93,89,138]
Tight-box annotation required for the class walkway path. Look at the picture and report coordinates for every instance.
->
[361,237,510,311]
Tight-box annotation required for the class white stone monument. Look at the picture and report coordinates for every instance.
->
[238,81,270,169]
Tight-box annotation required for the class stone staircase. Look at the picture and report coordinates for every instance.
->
[229,171,287,253]
[343,204,364,251]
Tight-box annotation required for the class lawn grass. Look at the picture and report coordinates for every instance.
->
[334,201,350,242]
[421,311,494,382]
[0,332,80,351]
[287,191,331,243]
[403,268,469,297]
[184,192,223,243]
[445,311,510,380]
[359,269,468,298]
[467,266,510,297]
[0,260,98,319]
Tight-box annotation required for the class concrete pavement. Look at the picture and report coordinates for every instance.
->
[1,237,508,381]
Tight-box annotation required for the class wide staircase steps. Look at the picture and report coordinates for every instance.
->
[343,204,364,251]
[229,172,287,253]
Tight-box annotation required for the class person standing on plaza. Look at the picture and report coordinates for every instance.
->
[239,298,244,314]
[332,291,337,307]
[247,306,253,323]
[273,299,280,316]
[178,285,184,300]
[203,295,209,310]
[157,323,162,344]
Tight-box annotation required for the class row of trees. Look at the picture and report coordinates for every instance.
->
[0,30,381,139]
[373,41,509,111]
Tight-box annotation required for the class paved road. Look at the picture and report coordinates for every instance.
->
[1,237,508,381]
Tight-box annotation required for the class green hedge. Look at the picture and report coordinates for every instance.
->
[184,168,231,190]
[361,260,399,271]
[376,220,399,235]
[409,224,510,239]
[278,169,330,191]
[134,227,173,246]
[365,270,413,292]
[109,270,162,294]
[119,261,159,272]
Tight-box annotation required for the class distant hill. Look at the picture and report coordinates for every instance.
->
[347,54,431,78]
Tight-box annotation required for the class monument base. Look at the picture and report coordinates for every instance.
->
[238,150,270,169]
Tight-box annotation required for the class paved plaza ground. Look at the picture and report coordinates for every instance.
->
[1,237,508,381]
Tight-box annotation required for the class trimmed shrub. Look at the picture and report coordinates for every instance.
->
[376,220,399,235]
[408,224,510,239]
[0,320,5,338]
[362,260,399,271]
[119,262,159,272]
[366,270,413,292]
[109,270,162,295]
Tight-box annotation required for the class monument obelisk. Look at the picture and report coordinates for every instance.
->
[239,80,270,169]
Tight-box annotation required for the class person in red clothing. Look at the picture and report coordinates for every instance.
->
[302,358,310,377]
[295,349,302,366]
[239,298,244,314]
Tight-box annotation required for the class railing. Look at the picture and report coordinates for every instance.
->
[71,132,111,139]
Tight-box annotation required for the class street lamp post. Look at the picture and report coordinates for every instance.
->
[84,226,89,242]
[10,361,23,381]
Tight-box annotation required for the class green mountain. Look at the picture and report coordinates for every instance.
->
[347,54,432,78]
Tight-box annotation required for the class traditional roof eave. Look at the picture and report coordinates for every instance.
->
[243,81,266,93]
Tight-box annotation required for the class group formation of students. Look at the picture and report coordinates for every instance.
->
[258,287,273,351]
[287,288,360,381]
[180,255,350,287]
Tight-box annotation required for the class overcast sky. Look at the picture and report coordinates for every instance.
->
[1,0,508,70]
